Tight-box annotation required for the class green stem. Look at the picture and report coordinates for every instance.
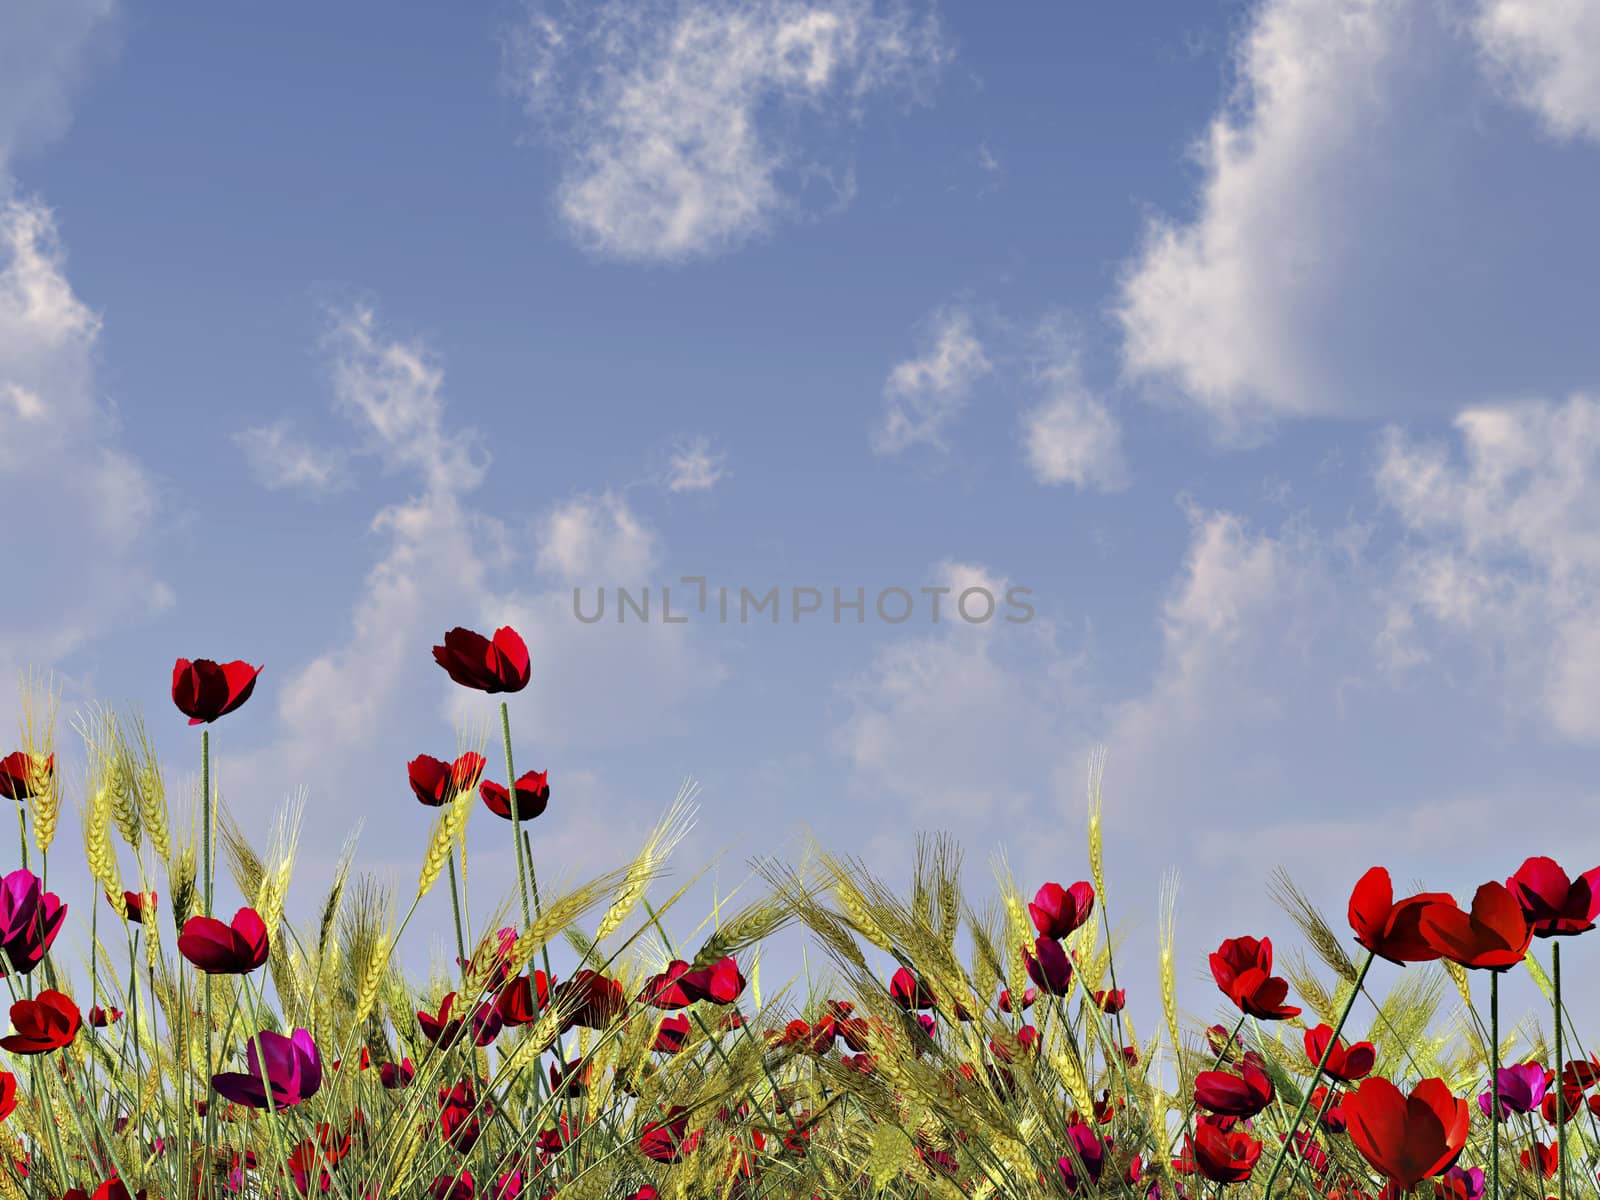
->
[1259,949,1374,1200]
[201,727,215,1200]
[1491,970,1500,1200]
[1554,941,1565,1200]
[500,701,534,931]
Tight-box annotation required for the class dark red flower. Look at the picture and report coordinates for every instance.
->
[1092,988,1125,1013]
[653,1014,691,1053]
[704,956,746,1005]
[1348,867,1452,965]
[0,990,79,1054]
[171,658,262,725]
[178,908,270,974]
[1520,1140,1558,1180]
[439,1080,489,1154]
[379,1058,414,1090]
[1305,1023,1377,1082]
[1193,1122,1263,1183]
[1024,936,1073,996]
[553,970,625,1031]
[418,993,501,1048]
[114,890,157,924]
[0,752,51,802]
[88,1006,122,1027]
[1194,1050,1275,1119]
[408,753,487,807]
[1505,856,1600,938]
[495,971,552,1026]
[1417,881,1532,970]
[480,771,549,821]
[1209,936,1300,1020]
[1056,1122,1107,1192]
[999,986,1035,1013]
[640,1107,698,1163]
[639,960,713,1009]
[1345,1076,1470,1192]
[432,627,530,694]
[1029,881,1095,939]
[889,967,936,1010]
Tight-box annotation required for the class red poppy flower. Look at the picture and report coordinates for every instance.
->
[704,956,746,1005]
[1312,1084,1348,1132]
[480,771,550,821]
[0,989,80,1054]
[1192,1122,1263,1183]
[1345,1076,1470,1192]
[171,658,262,725]
[1194,1050,1275,1119]
[553,970,625,1031]
[1024,936,1074,996]
[1209,936,1300,1020]
[408,753,487,807]
[113,890,157,924]
[1305,1023,1377,1082]
[999,986,1035,1013]
[88,1006,122,1027]
[653,1014,691,1053]
[1029,881,1095,939]
[1520,1141,1558,1179]
[1093,988,1125,1013]
[0,1070,14,1121]
[432,627,530,694]
[887,967,936,1010]
[178,908,270,974]
[639,1107,698,1163]
[639,960,713,1009]
[1505,856,1600,938]
[1417,881,1532,970]
[495,971,553,1026]
[379,1058,414,1090]
[0,752,52,802]
[418,993,501,1048]
[1349,867,1452,965]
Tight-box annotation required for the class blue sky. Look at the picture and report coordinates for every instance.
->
[5,0,1600,1037]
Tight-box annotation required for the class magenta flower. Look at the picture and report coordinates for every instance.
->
[1024,935,1073,995]
[210,1028,322,1109]
[0,869,66,976]
[1478,1061,1548,1120]
[1029,881,1095,939]
[1505,856,1600,937]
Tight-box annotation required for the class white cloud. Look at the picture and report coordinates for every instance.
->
[1114,0,1600,447]
[1471,0,1600,143]
[505,0,948,261]
[665,435,726,493]
[1019,337,1127,492]
[0,0,118,172]
[1375,393,1600,742]
[537,492,661,582]
[0,198,170,709]
[233,419,349,495]
[872,308,991,455]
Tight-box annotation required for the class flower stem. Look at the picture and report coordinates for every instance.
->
[1259,948,1374,1200]
[499,701,535,931]
[201,727,215,1200]
[1554,941,1565,1200]
[1491,970,1500,1200]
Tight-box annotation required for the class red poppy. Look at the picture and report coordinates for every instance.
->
[0,752,52,802]
[88,1006,122,1027]
[495,971,553,1026]
[1344,1076,1470,1192]
[480,771,550,821]
[1348,867,1452,965]
[1505,856,1600,938]
[888,967,936,1010]
[1520,1140,1558,1179]
[1305,1023,1377,1082]
[408,753,487,807]
[639,960,713,1009]
[1024,936,1074,996]
[1092,988,1125,1013]
[113,890,157,924]
[639,1107,698,1163]
[1192,1122,1263,1183]
[379,1059,414,1090]
[0,1070,14,1121]
[1194,1050,1275,1119]
[178,908,270,974]
[0,990,80,1054]
[999,986,1035,1013]
[704,956,746,1005]
[1417,881,1532,970]
[552,970,625,1031]
[1208,936,1300,1020]
[653,1014,691,1053]
[1029,881,1095,939]
[171,658,262,725]
[432,626,530,694]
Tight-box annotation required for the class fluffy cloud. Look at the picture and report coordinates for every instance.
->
[0,198,170,720]
[1019,335,1127,492]
[665,435,726,493]
[505,0,948,261]
[872,308,992,456]
[1472,0,1600,142]
[1375,393,1600,742]
[1115,0,1600,445]
[0,0,117,173]
[233,419,350,495]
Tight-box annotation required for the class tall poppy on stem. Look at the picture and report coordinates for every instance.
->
[1257,870,1386,1200]
[172,654,260,1191]
[1505,856,1600,1200]
[1418,880,1531,1200]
